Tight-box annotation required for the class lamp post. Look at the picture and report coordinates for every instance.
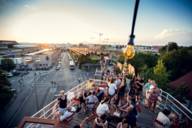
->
[123,0,140,74]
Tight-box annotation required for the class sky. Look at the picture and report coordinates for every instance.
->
[0,0,191,46]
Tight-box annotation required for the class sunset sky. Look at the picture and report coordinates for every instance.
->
[0,0,191,46]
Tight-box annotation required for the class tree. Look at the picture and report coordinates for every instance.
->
[118,53,125,64]
[172,84,189,102]
[128,52,158,73]
[153,59,169,89]
[159,42,178,53]
[0,70,13,107]
[1,58,15,72]
[160,47,192,80]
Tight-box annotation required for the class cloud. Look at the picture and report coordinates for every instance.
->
[24,4,37,10]
[155,29,185,39]
[154,29,192,46]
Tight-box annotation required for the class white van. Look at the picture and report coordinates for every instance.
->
[69,61,75,70]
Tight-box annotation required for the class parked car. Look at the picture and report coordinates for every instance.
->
[12,70,20,76]
[7,72,13,77]
[55,65,60,70]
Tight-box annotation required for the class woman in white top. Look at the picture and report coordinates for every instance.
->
[108,78,117,96]
[96,97,110,117]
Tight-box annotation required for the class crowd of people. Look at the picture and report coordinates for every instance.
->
[53,69,179,128]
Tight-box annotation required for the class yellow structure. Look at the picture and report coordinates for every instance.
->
[123,45,135,60]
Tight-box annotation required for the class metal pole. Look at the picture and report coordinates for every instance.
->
[128,0,140,45]
[124,0,140,74]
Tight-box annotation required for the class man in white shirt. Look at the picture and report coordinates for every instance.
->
[96,98,110,116]
[155,109,171,128]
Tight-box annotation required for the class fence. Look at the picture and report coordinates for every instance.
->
[158,89,192,121]
[26,79,192,127]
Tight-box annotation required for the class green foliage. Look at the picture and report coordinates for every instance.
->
[0,58,15,72]
[89,55,100,64]
[128,52,159,73]
[140,68,154,82]
[118,53,125,64]
[160,47,192,80]
[0,70,13,107]
[114,65,122,74]
[171,84,190,102]
[153,59,169,89]
[77,54,100,66]
[78,55,88,65]
[159,42,178,53]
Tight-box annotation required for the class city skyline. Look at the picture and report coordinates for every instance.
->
[0,0,192,46]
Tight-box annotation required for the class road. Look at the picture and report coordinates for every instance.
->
[0,51,94,128]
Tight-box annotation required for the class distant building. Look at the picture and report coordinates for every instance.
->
[24,49,59,70]
[104,44,161,54]
[134,45,161,53]
[0,40,18,49]
[0,43,40,57]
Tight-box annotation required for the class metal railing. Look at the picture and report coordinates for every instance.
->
[158,89,192,121]
[26,79,192,127]
[31,79,107,119]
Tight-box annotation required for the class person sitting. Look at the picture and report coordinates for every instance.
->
[96,97,110,117]
[79,91,87,112]
[86,91,99,111]
[119,98,134,118]
[68,95,81,113]
[93,114,108,128]
[59,107,74,121]
[118,94,129,109]
[73,117,89,128]
[116,118,128,128]
[110,94,119,110]
[96,89,105,102]
[86,79,94,90]
[154,108,171,128]
[169,112,179,128]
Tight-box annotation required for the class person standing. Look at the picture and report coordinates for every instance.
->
[108,78,117,97]
[57,90,67,114]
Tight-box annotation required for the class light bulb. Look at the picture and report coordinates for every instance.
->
[123,44,135,59]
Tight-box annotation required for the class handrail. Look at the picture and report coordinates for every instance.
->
[31,79,106,118]
[26,79,192,128]
[159,89,192,121]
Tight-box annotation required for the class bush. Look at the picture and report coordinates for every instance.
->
[0,70,13,107]
[1,58,15,72]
